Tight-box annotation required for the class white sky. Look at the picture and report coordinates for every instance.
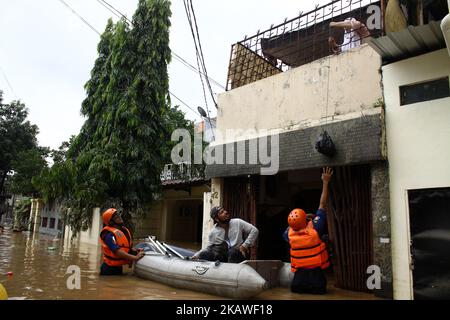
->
[0,0,330,150]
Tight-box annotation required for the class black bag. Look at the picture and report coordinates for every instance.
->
[315,130,336,157]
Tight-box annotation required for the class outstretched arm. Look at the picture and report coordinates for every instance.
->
[319,167,333,210]
[330,19,362,30]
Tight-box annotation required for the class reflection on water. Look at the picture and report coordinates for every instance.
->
[0,229,379,300]
[0,230,222,300]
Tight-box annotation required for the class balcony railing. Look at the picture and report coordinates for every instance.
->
[160,163,205,185]
[226,0,385,91]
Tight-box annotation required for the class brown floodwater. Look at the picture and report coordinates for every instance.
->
[0,229,378,300]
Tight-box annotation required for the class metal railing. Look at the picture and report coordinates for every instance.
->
[226,0,385,91]
[160,163,205,184]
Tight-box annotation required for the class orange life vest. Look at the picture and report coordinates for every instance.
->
[100,225,132,267]
[288,221,330,272]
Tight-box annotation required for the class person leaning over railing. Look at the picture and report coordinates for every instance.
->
[328,17,371,54]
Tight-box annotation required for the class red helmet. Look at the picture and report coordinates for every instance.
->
[288,208,307,230]
[102,208,117,225]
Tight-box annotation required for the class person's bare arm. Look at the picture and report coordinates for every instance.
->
[115,249,144,262]
[330,19,362,30]
[319,167,333,210]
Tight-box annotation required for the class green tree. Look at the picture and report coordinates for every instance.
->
[0,91,40,196]
[9,146,49,196]
[37,0,179,235]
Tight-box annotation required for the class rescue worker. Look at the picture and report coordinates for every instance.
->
[283,167,333,294]
[99,208,144,275]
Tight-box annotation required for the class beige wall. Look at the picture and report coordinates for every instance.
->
[383,49,450,300]
[216,44,382,144]
[135,185,209,243]
[197,178,223,250]
[134,201,163,240]
[64,207,102,247]
[202,192,212,249]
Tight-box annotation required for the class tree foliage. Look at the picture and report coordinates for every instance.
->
[35,0,188,235]
[0,91,45,197]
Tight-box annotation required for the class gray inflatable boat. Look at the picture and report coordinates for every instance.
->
[134,240,268,299]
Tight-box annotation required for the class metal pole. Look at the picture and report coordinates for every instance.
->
[155,239,171,257]
[162,243,185,259]
[147,236,165,254]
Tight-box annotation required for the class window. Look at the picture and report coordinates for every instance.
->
[49,218,56,229]
[41,217,48,228]
[400,77,450,106]
[57,219,63,231]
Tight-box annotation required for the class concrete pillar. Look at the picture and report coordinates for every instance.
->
[28,199,36,232]
[33,199,43,233]
[202,192,212,249]
[371,162,393,299]
[210,177,223,208]
[198,178,223,249]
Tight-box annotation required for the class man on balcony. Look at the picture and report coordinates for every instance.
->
[328,17,371,53]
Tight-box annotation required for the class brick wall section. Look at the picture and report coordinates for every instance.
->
[206,113,384,178]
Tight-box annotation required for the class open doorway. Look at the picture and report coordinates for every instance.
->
[256,168,323,261]
[408,187,450,299]
[255,165,373,293]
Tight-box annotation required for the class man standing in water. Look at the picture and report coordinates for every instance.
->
[99,208,144,275]
[192,206,259,263]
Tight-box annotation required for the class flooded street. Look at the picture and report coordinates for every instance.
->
[0,229,377,300]
[0,229,224,300]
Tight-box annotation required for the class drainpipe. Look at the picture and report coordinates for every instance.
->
[442,0,450,56]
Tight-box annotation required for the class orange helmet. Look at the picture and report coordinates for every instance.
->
[288,208,307,230]
[102,208,117,225]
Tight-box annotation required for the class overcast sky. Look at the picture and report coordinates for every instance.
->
[0,0,329,150]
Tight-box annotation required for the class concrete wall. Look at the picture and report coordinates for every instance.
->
[202,192,212,249]
[134,201,163,240]
[197,178,223,250]
[134,185,209,242]
[39,203,64,237]
[383,48,450,300]
[216,44,382,144]
[371,162,393,299]
[64,208,102,247]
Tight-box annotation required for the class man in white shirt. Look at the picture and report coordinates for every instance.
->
[328,17,370,53]
[192,206,259,263]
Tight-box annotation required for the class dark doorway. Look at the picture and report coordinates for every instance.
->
[409,188,450,300]
[256,170,323,261]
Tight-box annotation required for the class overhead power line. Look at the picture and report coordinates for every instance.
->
[58,0,101,35]
[186,0,217,108]
[96,0,122,20]
[169,91,199,116]
[97,0,225,90]
[0,66,18,100]
[60,0,203,119]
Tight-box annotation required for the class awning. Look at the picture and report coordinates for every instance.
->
[367,20,445,63]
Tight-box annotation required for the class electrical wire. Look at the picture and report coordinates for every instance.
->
[58,0,201,119]
[97,0,224,91]
[58,0,101,35]
[0,66,18,100]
